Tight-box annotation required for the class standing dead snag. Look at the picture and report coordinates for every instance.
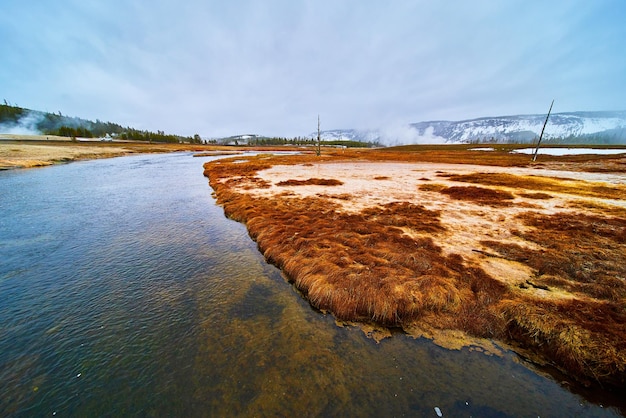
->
[316,115,322,156]
[532,100,554,162]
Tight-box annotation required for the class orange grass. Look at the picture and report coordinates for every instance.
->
[315,193,352,200]
[517,192,553,199]
[439,185,515,206]
[203,151,626,389]
[481,210,626,386]
[484,212,626,299]
[204,179,507,328]
[501,298,626,387]
[276,178,344,186]
[445,172,626,200]
[418,183,447,193]
[568,200,626,218]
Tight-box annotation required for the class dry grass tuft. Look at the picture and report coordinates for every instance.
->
[446,172,626,200]
[361,202,445,234]
[316,193,352,200]
[418,183,446,192]
[568,200,626,218]
[517,192,553,200]
[501,298,626,387]
[277,178,344,186]
[439,185,515,206]
[224,176,271,190]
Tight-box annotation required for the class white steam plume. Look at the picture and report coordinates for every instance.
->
[377,122,446,146]
[0,111,44,135]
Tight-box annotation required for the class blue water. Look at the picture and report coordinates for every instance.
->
[0,152,622,417]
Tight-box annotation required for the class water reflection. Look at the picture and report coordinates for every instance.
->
[0,153,622,417]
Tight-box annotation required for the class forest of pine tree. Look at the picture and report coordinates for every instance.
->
[0,102,200,143]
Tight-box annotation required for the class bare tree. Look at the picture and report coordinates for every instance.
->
[532,100,554,162]
[316,114,321,156]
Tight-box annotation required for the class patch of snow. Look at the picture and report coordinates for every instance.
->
[512,148,626,156]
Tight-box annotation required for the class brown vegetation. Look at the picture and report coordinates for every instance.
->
[438,185,515,206]
[481,211,626,385]
[418,183,447,193]
[206,189,506,331]
[203,148,626,390]
[445,172,626,200]
[276,178,344,186]
[483,212,626,302]
[517,192,553,200]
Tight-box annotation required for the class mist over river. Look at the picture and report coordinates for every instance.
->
[0,152,621,417]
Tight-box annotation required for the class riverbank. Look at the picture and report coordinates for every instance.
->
[0,136,237,169]
[203,148,626,390]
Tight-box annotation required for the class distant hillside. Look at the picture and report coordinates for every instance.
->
[6,103,624,147]
[0,103,201,144]
[214,133,373,148]
[315,111,626,146]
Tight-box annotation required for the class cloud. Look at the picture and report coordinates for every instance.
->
[1,0,625,138]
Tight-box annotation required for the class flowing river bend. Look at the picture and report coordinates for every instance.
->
[0,152,622,417]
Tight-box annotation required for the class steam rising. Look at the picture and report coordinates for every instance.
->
[0,111,44,135]
[377,123,447,146]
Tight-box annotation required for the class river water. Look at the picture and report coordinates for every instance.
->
[0,152,621,417]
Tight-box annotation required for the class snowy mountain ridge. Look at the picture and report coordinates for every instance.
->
[317,111,626,145]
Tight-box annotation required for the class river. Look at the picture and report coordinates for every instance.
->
[0,152,621,417]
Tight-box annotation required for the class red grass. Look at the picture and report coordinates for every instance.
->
[501,297,626,387]
[439,185,515,206]
[203,150,626,390]
[517,192,553,200]
[276,178,344,186]
[445,172,626,200]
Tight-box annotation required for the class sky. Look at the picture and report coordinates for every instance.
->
[1,0,625,138]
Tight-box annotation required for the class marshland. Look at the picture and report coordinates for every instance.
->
[203,145,626,397]
[2,142,625,416]
[5,1,625,415]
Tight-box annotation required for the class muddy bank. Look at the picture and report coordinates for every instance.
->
[0,141,132,169]
[203,148,626,391]
[0,138,236,169]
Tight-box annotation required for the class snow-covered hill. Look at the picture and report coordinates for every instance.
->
[317,111,626,146]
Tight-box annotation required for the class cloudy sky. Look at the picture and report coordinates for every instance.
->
[1,0,624,138]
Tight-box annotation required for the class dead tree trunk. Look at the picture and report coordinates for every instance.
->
[316,115,321,156]
[532,100,554,162]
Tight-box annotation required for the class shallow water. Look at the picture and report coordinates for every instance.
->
[0,152,622,417]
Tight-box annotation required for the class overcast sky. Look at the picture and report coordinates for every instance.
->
[1,0,624,138]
